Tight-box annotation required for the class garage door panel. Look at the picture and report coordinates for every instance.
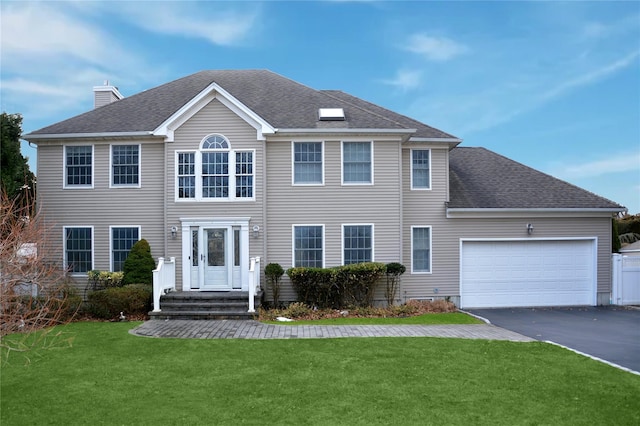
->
[461,240,595,308]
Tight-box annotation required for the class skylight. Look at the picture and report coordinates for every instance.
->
[318,108,345,121]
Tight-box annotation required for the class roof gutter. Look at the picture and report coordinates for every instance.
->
[23,131,157,142]
[446,207,626,219]
[408,137,463,143]
[276,128,416,134]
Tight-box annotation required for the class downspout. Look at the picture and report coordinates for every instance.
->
[163,139,168,259]
[262,137,268,276]
[398,141,404,304]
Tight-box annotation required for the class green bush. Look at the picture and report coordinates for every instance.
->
[122,239,155,285]
[86,284,152,319]
[287,267,339,309]
[335,262,386,307]
[384,262,406,306]
[287,262,386,308]
[264,263,284,307]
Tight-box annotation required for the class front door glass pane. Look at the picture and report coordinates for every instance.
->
[207,229,226,266]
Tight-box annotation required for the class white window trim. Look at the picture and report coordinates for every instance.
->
[292,224,325,268]
[341,223,375,265]
[410,148,431,191]
[174,149,256,202]
[63,144,94,189]
[291,141,325,186]
[109,225,141,272]
[411,225,432,274]
[63,226,94,275]
[341,141,374,186]
[109,143,141,189]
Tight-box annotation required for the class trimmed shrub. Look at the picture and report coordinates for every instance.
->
[287,267,339,309]
[122,239,155,285]
[384,262,406,306]
[86,284,152,319]
[335,262,386,307]
[264,263,284,307]
[287,262,386,308]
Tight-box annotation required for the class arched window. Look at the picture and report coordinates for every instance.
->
[201,134,229,150]
[176,134,254,201]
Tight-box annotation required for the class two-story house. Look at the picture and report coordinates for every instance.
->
[24,70,624,311]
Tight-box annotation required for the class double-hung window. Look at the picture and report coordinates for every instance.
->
[411,149,431,189]
[64,227,93,273]
[293,142,323,184]
[343,224,373,265]
[176,134,254,201]
[65,146,93,188]
[342,142,372,184]
[293,225,324,267]
[111,227,140,271]
[111,144,140,187]
[412,226,432,273]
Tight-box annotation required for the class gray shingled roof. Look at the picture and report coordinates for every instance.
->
[449,147,624,209]
[26,70,456,138]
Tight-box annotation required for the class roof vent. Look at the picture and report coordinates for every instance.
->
[318,108,345,121]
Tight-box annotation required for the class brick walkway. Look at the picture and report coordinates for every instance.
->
[130,320,535,341]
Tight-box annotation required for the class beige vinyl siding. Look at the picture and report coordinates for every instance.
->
[401,147,612,303]
[166,99,265,289]
[266,138,403,301]
[432,217,610,300]
[36,139,165,293]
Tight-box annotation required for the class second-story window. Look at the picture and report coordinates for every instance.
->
[293,142,323,185]
[176,134,254,201]
[65,145,93,188]
[111,144,140,187]
[342,142,372,184]
[411,149,431,190]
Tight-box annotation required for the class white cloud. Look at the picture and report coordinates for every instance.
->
[380,69,422,91]
[538,50,640,103]
[1,3,136,69]
[116,2,258,46]
[547,151,640,180]
[404,34,467,61]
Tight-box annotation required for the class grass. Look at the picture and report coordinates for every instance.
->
[2,322,639,425]
[263,312,483,325]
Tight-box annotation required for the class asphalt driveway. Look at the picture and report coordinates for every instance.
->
[467,306,640,373]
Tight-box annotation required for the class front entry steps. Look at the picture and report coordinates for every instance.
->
[149,291,262,320]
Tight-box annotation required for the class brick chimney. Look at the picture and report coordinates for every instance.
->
[93,80,124,109]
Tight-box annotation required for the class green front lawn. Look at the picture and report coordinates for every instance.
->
[2,322,638,425]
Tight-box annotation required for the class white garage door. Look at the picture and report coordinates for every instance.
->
[460,239,596,309]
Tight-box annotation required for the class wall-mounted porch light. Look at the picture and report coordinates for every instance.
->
[170,226,178,239]
[526,223,534,235]
[252,225,260,238]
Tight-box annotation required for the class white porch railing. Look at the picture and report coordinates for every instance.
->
[612,254,640,305]
[152,257,176,312]
[248,256,261,313]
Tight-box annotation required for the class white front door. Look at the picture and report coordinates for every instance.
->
[182,219,251,292]
[203,228,230,290]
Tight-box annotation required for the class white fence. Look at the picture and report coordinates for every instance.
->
[612,254,640,305]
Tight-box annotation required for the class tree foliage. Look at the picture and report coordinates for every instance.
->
[1,113,35,214]
[122,239,155,285]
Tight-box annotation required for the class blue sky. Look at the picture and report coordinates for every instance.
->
[2,1,639,213]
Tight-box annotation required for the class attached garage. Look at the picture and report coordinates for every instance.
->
[460,239,597,309]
